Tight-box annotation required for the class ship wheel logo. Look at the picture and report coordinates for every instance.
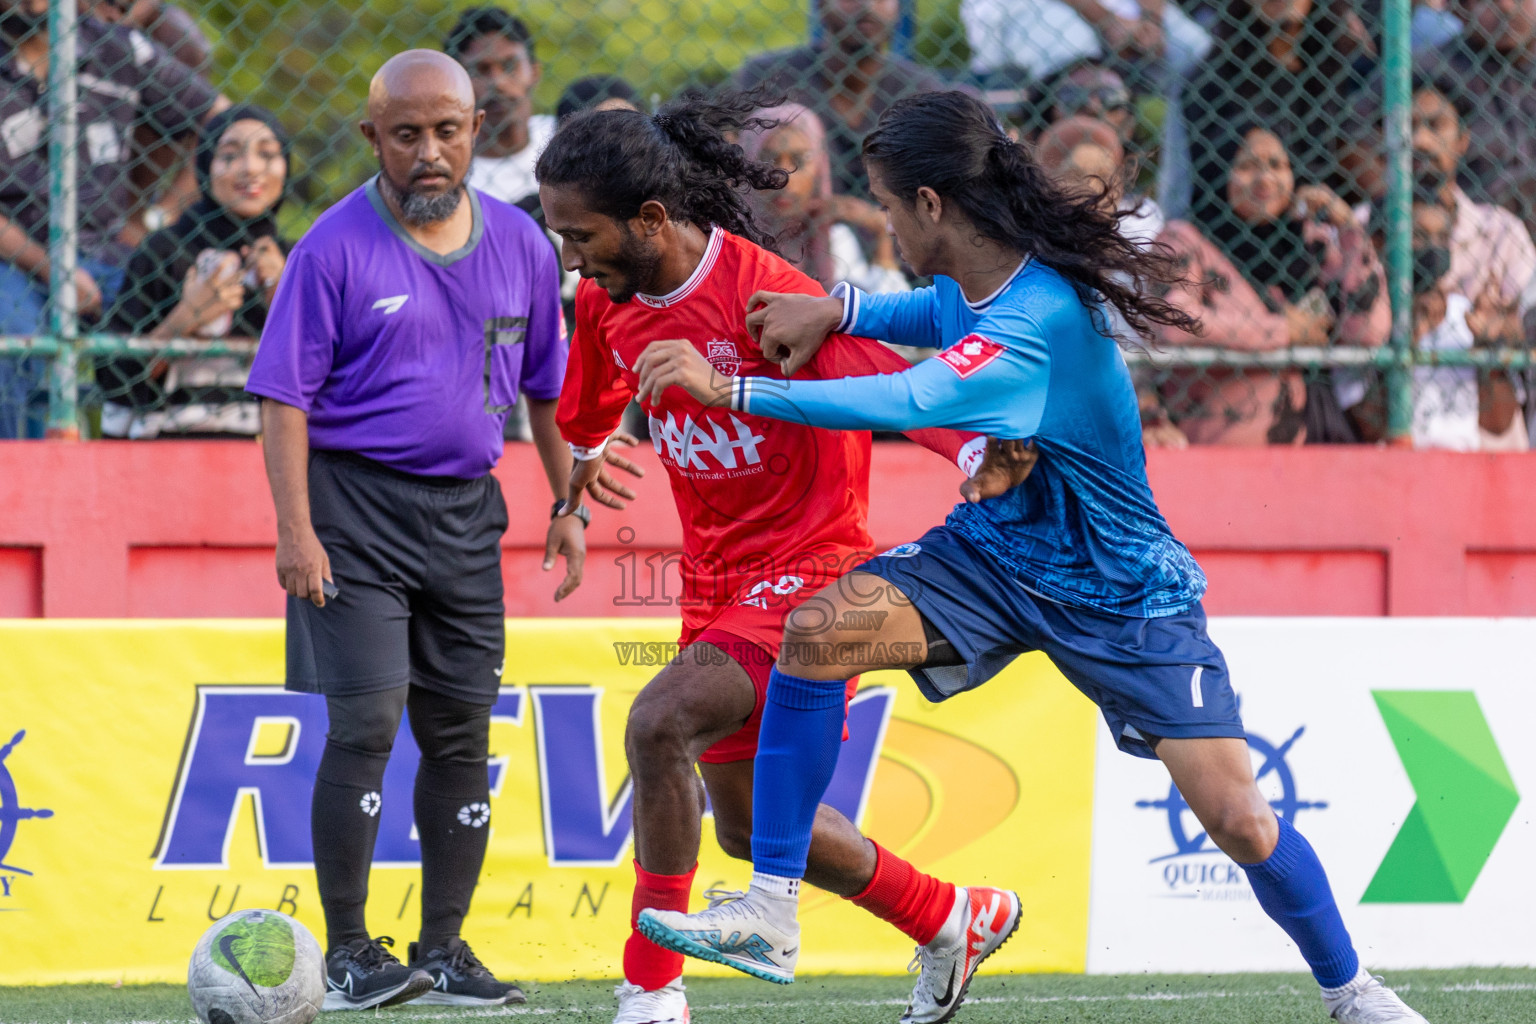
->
[1137,725,1328,862]
[0,731,54,875]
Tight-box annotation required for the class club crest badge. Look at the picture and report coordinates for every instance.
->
[706,339,741,377]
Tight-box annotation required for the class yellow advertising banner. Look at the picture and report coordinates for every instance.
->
[0,620,1095,985]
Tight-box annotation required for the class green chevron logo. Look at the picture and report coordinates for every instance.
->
[1362,690,1519,904]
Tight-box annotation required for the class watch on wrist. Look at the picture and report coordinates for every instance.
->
[553,498,591,527]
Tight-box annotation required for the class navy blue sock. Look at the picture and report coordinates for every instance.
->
[1240,815,1360,987]
[750,666,849,879]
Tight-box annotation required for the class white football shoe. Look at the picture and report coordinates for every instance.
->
[637,888,799,985]
[901,886,1022,1024]
[614,977,689,1024]
[1323,970,1430,1022]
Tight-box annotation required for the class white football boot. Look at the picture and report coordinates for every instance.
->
[614,977,689,1024]
[637,887,799,984]
[1323,970,1430,1022]
[901,886,1022,1024]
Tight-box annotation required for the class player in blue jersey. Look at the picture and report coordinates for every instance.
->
[630,91,1430,1024]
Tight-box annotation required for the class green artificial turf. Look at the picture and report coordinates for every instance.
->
[2,969,1531,1023]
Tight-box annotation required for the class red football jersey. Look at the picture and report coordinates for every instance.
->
[558,228,980,633]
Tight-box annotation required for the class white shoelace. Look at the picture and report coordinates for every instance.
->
[693,888,763,923]
[905,945,946,1004]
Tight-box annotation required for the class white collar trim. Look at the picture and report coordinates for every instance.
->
[636,227,723,309]
[962,258,1030,313]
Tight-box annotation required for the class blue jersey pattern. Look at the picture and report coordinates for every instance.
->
[730,261,1206,618]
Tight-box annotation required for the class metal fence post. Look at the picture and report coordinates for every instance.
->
[1381,0,1414,441]
[45,0,79,440]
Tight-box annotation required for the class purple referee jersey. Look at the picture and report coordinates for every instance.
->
[247,177,565,479]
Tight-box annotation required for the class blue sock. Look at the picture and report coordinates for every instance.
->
[1240,815,1360,988]
[749,666,849,879]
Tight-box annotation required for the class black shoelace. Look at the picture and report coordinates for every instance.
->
[442,941,491,978]
[353,936,403,971]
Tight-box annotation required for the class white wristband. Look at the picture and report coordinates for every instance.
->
[567,436,611,462]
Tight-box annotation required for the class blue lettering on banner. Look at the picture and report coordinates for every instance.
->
[530,687,635,867]
[157,687,523,869]
[532,685,896,866]
[157,683,894,871]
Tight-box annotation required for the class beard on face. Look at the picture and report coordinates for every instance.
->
[379,167,463,226]
[604,221,664,304]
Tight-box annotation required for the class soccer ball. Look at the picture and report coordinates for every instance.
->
[187,909,325,1024]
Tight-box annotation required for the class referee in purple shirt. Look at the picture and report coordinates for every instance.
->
[247,50,639,1011]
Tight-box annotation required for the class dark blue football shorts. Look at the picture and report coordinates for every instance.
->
[857,524,1245,759]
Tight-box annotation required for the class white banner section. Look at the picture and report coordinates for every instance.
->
[1086,618,1535,973]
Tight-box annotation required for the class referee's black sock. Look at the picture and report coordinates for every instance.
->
[415,755,491,952]
[313,740,391,952]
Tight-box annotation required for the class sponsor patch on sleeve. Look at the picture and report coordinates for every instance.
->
[936,334,1006,379]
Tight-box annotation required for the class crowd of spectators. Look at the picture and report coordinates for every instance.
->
[1,0,1534,448]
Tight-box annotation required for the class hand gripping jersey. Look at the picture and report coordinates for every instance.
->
[557,228,983,634]
[727,261,1207,619]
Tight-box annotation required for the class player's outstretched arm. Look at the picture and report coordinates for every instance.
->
[637,333,1044,437]
[635,339,1038,501]
[745,285,945,375]
[743,347,1046,438]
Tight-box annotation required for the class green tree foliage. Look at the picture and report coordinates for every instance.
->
[195,0,973,235]
[199,0,811,233]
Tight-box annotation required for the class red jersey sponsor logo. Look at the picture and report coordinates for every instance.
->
[937,334,1006,379]
[707,339,741,377]
[649,410,766,472]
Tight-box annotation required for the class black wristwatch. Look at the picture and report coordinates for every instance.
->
[553,498,591,527]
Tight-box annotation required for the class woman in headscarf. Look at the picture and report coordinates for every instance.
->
[738,103,909,298]
[1153,122,1389,444]
[1184,0,1375,198]
[101,103,290,438]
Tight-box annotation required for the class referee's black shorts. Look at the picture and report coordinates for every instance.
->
[285,449,508,705]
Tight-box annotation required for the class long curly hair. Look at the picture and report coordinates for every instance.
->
[862,90,1199,341]
[535,90,789,250]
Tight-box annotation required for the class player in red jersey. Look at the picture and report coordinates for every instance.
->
[536,96,1030,1024]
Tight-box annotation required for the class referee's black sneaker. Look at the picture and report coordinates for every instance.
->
[322,936,432,1011]
[408,938,527,1006]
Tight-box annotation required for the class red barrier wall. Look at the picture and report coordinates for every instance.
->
[1,440,1533,618]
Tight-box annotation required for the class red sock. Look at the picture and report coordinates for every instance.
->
[623,860,696,990]
[848,842,957,946]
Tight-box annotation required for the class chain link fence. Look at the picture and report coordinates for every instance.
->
[1,0,1534,447]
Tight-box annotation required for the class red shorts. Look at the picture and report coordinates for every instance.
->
[682,575,858,764]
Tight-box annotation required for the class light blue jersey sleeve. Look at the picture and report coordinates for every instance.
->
[732,306,1050,439]
[831,282,943,350]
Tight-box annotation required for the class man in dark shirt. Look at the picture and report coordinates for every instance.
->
[247,49,639,1011]
[734,0,952,196]
[0,1,217,322]
[0,0,219,435]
